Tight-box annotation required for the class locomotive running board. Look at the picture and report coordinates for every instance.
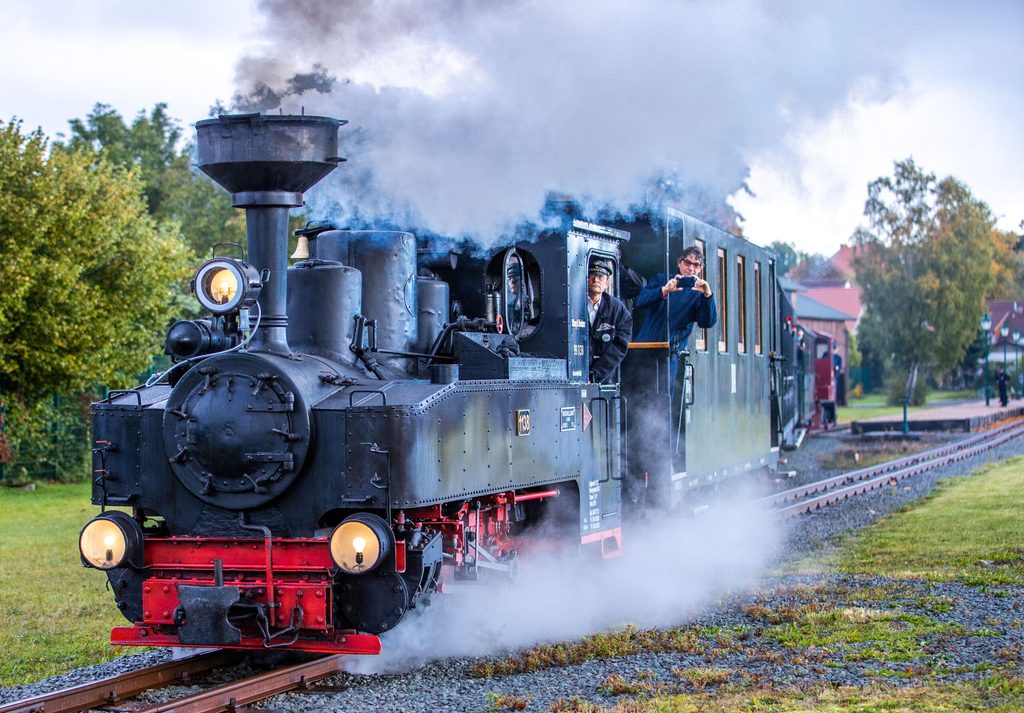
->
[111,626,381,655]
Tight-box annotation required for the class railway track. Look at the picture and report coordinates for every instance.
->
[764,418,1024,517]
[0,650,350,713]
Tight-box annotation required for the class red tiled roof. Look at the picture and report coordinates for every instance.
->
[829,244,857,280]
[987,301,1024,346]
[803,285,863,329]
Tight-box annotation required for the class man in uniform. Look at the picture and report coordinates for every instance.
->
[588,259,633,383]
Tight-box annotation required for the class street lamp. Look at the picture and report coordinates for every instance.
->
[981,313,992,406]
[1016,328,1023,399]
[1000,323,1010,406]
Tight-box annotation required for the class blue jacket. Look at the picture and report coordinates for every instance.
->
[634,273,718,347]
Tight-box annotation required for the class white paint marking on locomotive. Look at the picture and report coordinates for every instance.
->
[731,363,737,394]
[670,470,687,482]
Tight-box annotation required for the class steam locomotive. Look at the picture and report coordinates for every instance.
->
[79,114,814,656]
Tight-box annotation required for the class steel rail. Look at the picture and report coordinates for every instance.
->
[765,418,1024,509]
[0,651,240,713]
[770,420,1024,518]
[131,654,346,713]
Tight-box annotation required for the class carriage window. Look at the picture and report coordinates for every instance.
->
[694,238,707,351]
[717,247,728,353]
[737,255,747,355]
[754,261,763,355]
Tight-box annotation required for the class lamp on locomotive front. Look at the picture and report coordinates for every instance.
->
[329,513,393,575]
[79,511,143,571]
[193,258,263,315]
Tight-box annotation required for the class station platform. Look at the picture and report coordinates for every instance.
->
[851,399,1024,434]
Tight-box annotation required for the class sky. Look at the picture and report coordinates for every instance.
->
[2,0,1022,257]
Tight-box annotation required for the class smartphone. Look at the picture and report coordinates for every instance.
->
[677,275,697,288]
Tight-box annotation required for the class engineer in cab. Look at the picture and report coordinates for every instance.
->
[588,259,633,383]
[634,246,717,350]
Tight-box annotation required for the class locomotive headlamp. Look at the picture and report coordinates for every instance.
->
[329,513,393,575]
[79,511,143,570]
[193,258,263,314]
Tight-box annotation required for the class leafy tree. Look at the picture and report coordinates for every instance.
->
[66,103,181,213]
[64,103,244,257]
[986,227,1023,299]
[852,158,1001,405]
[789,252,842,281]
[0,120,192,399]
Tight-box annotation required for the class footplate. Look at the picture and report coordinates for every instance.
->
[110,625,382,654]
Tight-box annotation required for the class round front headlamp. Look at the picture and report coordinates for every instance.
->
[79,511,143,570]
[329,513,393,575]
[193,258,262,314]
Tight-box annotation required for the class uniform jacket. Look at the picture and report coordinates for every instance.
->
[590,292,633,383]
[634,273,718,347]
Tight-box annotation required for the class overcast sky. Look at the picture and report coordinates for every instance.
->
[2,0,1021,257]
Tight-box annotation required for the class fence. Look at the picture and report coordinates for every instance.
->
[0,394,92,483]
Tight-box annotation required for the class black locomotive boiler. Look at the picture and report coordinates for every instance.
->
[79,114,627,655]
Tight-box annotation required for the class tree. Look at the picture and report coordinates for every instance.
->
[63,103,244,257]
[789,252,842,281]
[768,241,799,276]
[0,120,192,399]
[852,158,1002,404]
[986,227,1022,299]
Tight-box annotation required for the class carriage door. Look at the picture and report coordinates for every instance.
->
[678,228,720,497]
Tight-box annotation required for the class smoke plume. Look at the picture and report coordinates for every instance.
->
[346,494,781,674]
[231,0,907,245]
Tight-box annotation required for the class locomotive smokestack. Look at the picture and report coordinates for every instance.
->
[194,113,345,353]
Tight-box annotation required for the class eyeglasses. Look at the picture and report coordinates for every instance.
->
[681,259,703,268]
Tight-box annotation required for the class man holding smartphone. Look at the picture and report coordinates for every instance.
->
[633,246,717,347]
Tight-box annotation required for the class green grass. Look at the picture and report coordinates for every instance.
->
[846,390,970,408]
[0,482,130,686]
[836,457,1024,586]
[766,607,971,664]
[544,677,1024,711]
[838,390,975,424]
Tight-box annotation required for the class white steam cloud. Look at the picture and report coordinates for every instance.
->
[232,0,909,245]
[345,496,780,674]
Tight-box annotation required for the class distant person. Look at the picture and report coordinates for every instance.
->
[997,367,1009,407]
[634,246,717,350]
[587,259,632,383]
[833,344,846,406]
